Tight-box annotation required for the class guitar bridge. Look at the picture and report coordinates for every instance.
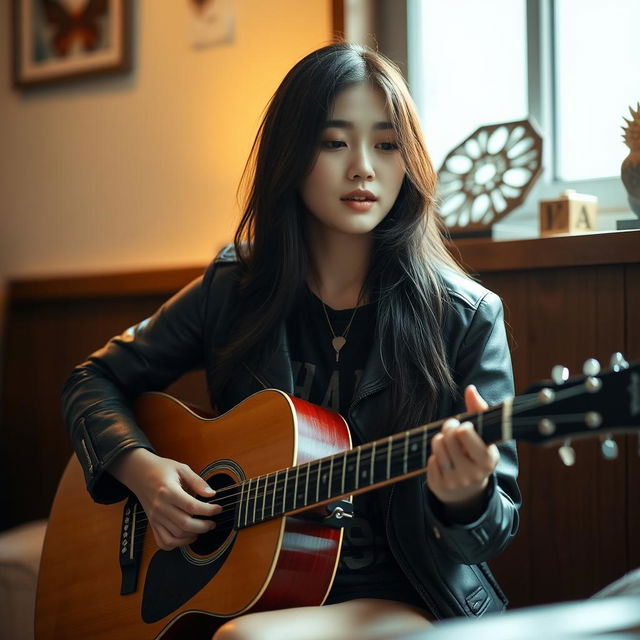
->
[119,496,147,595]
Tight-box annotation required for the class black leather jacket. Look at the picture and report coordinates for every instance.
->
[62,246,521,621]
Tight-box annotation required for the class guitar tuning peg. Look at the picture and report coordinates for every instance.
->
[538,418,556,436]
[582,358,601,377]
[609,352,629,372]
[600,434,619,460]
[585,412,602,429]
[538,387,556,404]
[551,365,569,385]
[558,439,576,467]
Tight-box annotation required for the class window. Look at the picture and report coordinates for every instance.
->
[408,0,528,172]
[554,0,640,181]
[407,0,640,224]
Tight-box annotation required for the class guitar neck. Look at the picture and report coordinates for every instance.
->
[226,361,639,529]
[233,402,510,529]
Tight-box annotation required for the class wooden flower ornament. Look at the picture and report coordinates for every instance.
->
[437,119,543,238]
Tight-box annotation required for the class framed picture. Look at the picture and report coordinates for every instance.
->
[12,0,133,88]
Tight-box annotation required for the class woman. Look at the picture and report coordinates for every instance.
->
[63,42,520,639]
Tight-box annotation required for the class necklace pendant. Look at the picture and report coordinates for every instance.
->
[332,336,347,362]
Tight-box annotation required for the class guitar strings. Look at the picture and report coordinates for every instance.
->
[192,388,548,506]
[195,406,592,531]
[129,383,592,531]
[210,384,587,507]
[128,390,556,530]
[195,404,510,503]
[130,394,542,531]
[128,421,451,531]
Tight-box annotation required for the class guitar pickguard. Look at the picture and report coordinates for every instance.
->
[141,458,245,623]
[141,533,236,623]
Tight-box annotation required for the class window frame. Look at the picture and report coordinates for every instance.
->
[527,0,626,212]
[403,0,629,224]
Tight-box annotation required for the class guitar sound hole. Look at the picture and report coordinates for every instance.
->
[189,472,236,557]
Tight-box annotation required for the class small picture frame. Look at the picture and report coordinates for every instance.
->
[12,0,133,88]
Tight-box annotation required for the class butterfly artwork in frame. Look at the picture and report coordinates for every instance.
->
[12,0,133,88]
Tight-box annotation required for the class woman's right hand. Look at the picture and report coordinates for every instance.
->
[108,448,222,551]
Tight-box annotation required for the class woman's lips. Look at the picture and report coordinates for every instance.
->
[341,199,376,212]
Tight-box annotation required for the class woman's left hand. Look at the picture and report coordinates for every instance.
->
[426,384,500,513]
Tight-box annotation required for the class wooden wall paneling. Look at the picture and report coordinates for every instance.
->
[2,304,41,527]
[625,264,640,573]
[477,266,630,607]
[2,292,176,529]
[479,271,531,394]
[1,273,214,531]
[55,294,212,411]
[524,265,627,604]
[475,270,533,608]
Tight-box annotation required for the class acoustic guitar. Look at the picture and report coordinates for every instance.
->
[35,356,640,639]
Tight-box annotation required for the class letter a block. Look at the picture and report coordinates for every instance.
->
[539,190,598,236]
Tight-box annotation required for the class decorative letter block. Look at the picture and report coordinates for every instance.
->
[539,190,598,236]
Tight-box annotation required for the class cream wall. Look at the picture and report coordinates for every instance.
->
[0,0,332,283]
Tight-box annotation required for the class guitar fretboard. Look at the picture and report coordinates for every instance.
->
[234,405,505,528]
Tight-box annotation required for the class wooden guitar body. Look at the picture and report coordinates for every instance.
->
[35,390,351,639]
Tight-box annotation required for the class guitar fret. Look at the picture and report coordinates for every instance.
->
[261,474,269,522]
[304,462,310,507]
[477,411,483,438]
[328,458,334,499]
[403,432,409,475]
[293,465,300,510]
[316,460,321,503]
[369,442,376,485]
[355,448,361,490]
[252,476,260,524]
[408,431,422,471]
[341,451,347,494]
[260,475,267,521]
[386,436,392,480]
[237,481,245,528]
[271,471,278,518]
[421,428,427,467]
[244,478,252,527]
[283,468,289,513]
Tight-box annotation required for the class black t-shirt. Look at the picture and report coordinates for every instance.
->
[286,288,426,608]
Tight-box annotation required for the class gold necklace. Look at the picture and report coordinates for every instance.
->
[320,299,360,363]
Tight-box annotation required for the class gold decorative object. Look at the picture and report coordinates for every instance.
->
[437,119,543,238]
[618,102,640,230]
[539,190,598,237]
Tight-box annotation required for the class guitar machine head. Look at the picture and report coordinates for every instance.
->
[519,353,639,466]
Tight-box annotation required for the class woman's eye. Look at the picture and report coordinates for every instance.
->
[377,142,399,151]
[321,140,346,149]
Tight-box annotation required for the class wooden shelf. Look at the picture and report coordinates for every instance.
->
[8,230,640,302]
[451,230,640,273]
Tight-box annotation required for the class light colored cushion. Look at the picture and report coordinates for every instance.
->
[0,520,48,640]
[592,568,640,598]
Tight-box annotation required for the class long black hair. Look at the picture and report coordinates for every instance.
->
[215,42,464,431]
